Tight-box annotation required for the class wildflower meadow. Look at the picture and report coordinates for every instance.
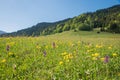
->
[0,31,120,80]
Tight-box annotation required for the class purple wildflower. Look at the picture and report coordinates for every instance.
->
[43,50,47,57]
[52,42,56,48]
[104,55,109,63]
[6,45,10,51]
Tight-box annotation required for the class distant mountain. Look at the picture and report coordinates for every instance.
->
[0,30,6,35]
[1,4,120,37]
[1,18,71,37]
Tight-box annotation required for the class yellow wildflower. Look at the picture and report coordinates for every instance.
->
[87,49,93,53]
[96,45,99,48]
[64,55,68,60]
[94,53,99,57]
[36,46,41,49]
[100,58,105,61]
[92,57,97,60]
[1,59,6,63]
[64,54,73,60]
[59,61,63,65]
[108,46,112,49]
[92,53,99,57]
[8,52,13,55]
[45,46,48,49]
[85,45,90,48]
[96,45,103,48]
[77,41,81,44]
[68,54,73,59]
[66,59,69,62]
[87,50,90,53]
[62,52,67,56]
[112,53,117,57]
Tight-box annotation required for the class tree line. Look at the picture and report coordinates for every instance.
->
[1,5,120,37]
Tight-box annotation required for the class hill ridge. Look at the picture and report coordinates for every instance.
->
[1,4,120,37]
[0,30,6,35]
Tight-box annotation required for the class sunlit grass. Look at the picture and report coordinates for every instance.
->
[0,31,120,79]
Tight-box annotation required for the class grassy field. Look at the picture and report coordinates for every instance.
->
[0,31,120,80]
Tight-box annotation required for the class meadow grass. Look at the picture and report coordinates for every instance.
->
[0,31,120,80]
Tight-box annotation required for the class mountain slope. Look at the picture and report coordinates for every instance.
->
[1,4,120,37]
[1,18,70,37]
[0,30,6,35]
[48,4,120,34]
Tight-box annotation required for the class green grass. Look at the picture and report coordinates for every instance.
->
[0,31,120,80]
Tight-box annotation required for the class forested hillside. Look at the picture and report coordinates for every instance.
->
[0,19,70,36]
[1,5,120,37]
[45,4,120,34]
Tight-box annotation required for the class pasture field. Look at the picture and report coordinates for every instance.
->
[0,31,120,80]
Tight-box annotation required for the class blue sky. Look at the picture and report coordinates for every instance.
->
[0,0,120,32]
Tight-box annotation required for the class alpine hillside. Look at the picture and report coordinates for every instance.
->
[1,4,120,37]
[0,30,6,35]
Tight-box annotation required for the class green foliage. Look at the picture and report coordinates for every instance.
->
[108,22,120,33]
[78,23,93,31]
[1,5,120,37]
[62,24,71,31]
[0,31,120,79]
